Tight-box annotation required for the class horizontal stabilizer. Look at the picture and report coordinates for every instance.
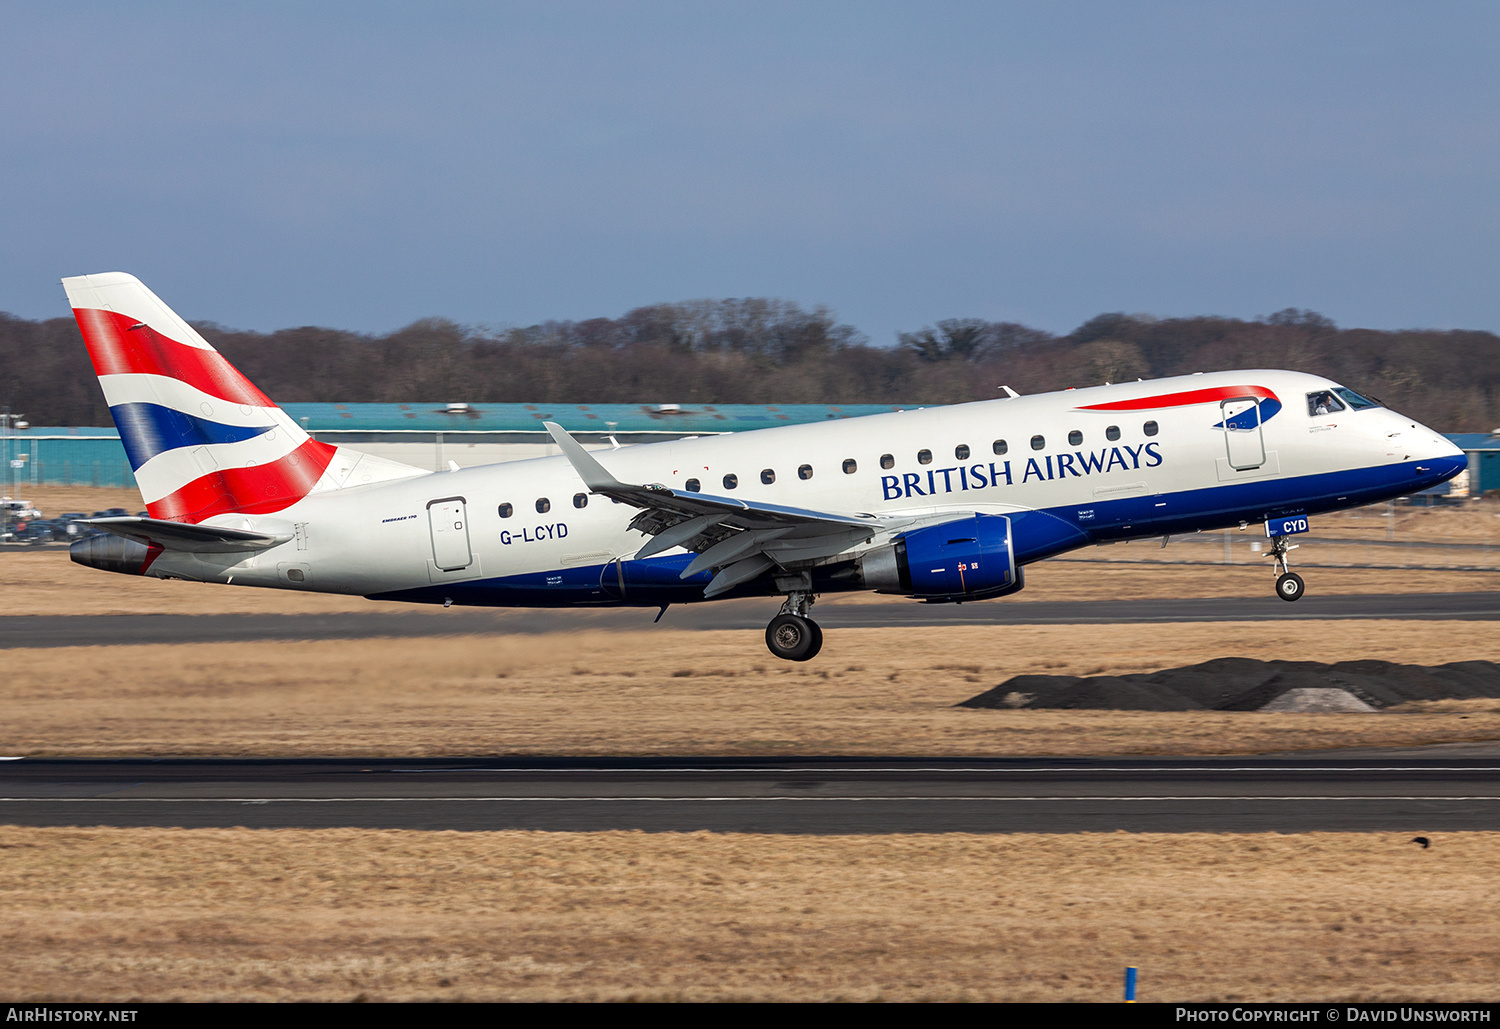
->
[82,517,292,553]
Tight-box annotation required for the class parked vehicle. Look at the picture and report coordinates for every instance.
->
[1,498,43,520]
[14,520,63,544]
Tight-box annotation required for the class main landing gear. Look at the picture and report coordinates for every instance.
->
[765,590,823,661]
[1266,534,1305,602]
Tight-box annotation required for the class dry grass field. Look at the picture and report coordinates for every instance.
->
[6,485,143,517]
[3,621,1500,758]
[1,826,1496,1002]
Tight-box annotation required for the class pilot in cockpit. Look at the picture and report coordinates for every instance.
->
[1308,391,1343,416]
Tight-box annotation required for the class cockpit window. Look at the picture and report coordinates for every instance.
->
[1334,387,1380,410]
[1307,391,1346,416]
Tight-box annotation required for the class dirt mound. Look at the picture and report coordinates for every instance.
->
[1259,688,1379,713]
[958,660,1500,712]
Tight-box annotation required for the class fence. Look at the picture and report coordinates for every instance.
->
[0,434,138,490]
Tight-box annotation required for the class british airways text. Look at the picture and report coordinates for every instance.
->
[881,444,1163,500]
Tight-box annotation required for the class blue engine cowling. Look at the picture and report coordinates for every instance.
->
[839,513,1018,601]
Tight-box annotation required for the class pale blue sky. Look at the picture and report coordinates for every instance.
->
[3,1,1498,340]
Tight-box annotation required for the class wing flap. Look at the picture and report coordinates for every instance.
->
[704,555,777,599]
[544,421,883,591]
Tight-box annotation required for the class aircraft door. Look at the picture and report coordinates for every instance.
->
[1220,398,1266,470]
[427,497,473,571]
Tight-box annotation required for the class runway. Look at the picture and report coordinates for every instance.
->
[2,590,1497,648]
[6,754,1500,833]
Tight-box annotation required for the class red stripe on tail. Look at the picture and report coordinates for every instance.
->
[72,308,274,408]
[145,438,337,523]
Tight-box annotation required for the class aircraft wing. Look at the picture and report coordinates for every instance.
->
[545,422,883,597]
[82,517,293,553]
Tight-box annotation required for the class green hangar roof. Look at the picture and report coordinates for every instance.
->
[278,402,912,436]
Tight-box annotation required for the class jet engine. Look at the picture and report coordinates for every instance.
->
[836,513,1021,602]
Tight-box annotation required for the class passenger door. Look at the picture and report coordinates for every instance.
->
[1220,398,1266,470]
[427,497,472,571]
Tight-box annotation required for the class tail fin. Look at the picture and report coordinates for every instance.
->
[64,272,342,523]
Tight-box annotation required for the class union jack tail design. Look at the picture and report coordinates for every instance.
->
[63,272,340,523]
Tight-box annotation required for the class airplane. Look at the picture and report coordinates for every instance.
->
[63,272,1467,661]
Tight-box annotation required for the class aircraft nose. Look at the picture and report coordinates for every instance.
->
[1399,419,1463,461]
[1413,434,1466,486]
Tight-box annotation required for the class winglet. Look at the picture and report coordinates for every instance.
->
[544,421,627,491]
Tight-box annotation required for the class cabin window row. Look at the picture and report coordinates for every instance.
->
[681,421,1160,490]
[498,421,1168,504]
[682,426,1156,492]
[498,494,589,518]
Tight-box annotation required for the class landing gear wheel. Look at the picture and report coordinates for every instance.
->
[805,619,823,660]
[766,613,822,661]
[1276,572,1305,602]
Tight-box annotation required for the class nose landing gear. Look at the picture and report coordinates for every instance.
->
[1266,533,1305,602]
[765,590,823,661]
[1276,571,1305,601]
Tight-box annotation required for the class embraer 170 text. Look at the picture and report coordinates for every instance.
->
[64,273,1465,660]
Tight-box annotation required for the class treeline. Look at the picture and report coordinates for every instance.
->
[2,299,1497,430]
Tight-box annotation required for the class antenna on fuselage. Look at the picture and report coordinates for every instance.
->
[998,385,1020,398]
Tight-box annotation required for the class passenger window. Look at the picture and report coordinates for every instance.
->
[761,469,776,484]
[1106,425,1120,441]
[1068,429,1083,446]
[880,454,894,470]
[573,493,588,509]
[723,473,738,490]
[536,498,551,513]
[798,464,813,480]
[917,449,932,465]
[1143,421,1159,437]
[1030,435,1045,450]
[993,440,1008,455]
[842,458,857,474]
[685,478,700,492]
[498,503,513,518]
[1307,391,1346,416]
[955,444,970,460]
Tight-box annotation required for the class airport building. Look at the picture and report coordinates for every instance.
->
[1446,433,1500,497]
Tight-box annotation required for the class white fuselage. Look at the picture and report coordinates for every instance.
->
[139,369,1465,606]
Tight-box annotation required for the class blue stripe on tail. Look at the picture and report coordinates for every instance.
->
[110,402,276,470]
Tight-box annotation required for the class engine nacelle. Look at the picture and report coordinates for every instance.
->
[70,533,158,575]
[844,513,1019,601]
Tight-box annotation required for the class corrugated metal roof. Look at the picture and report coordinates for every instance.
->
[276,402,913,433]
